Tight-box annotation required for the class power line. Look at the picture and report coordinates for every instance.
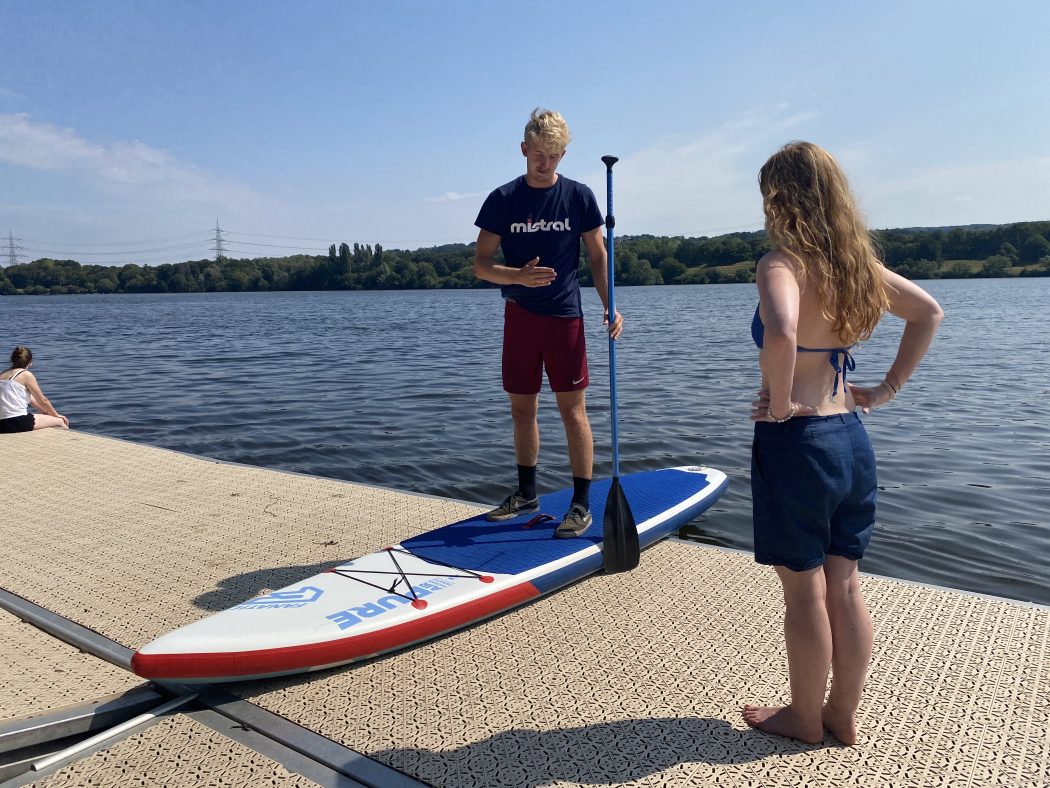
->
[24,258,212,267]
[12,227,469,260]
[17,230,211,247]
[221,250,324,259]
[222,229,474,247]
[5,220,766,269]
[21,241,212,256]
[224,230,341,243]
[225,240,330,251]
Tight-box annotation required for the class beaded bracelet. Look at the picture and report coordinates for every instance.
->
[768,404,796,423]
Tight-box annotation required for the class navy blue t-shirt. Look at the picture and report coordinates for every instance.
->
[475,175,603,318]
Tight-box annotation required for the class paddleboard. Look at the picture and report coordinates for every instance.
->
[132,466,728,682]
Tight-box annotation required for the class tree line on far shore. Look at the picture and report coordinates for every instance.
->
[2,220,1048,296]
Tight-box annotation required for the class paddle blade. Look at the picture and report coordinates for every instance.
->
[603,476,639,573]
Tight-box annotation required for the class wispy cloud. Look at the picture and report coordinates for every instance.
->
[0,113,289,260]
[583,108,817,237]
[578,108,1050,236]
[0,113,257,205]
[425,190,484,203]
[855,156,1050,228]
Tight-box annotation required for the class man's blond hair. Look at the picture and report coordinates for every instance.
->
[524,108,571,151]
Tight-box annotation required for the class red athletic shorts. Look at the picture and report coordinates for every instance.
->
[502,301,589,395]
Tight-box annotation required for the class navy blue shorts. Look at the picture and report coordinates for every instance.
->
[751,412,877,572]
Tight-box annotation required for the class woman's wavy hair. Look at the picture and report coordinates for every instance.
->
[759,141,888,344]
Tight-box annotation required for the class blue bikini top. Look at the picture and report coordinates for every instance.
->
[751,306,855,397]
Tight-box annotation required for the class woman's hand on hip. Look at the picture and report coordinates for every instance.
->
[750,390,818,422]
[847,381,896,414]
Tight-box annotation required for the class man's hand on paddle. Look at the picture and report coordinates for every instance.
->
[517,257,557,287]
[604,309,624,340]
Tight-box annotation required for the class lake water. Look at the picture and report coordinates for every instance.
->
[2,279,1047,605]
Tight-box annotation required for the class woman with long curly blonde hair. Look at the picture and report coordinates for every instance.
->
[742,142,943,745]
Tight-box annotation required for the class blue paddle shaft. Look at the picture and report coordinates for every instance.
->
[602,157,620,477]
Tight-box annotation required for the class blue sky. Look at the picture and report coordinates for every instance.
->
[1,0,1048,265]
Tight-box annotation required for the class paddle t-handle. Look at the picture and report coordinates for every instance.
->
[602,156,618,230]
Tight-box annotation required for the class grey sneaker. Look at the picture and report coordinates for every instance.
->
[485,492,539,521]
[555,503,593,538]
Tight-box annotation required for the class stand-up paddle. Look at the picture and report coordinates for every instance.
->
[600,155,639,573]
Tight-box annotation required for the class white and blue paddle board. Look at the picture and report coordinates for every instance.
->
[132,466,728,682]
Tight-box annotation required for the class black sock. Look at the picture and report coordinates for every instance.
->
[517,465,537,500]
[571,477,591,510]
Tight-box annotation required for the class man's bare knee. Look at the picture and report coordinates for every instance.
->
[559,404,588,428]
[555,391,586,420]
[508,394,538,424]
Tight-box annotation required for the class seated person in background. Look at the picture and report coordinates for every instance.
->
[0,346,69,432]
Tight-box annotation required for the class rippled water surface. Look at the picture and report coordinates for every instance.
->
[3,279,1047,604]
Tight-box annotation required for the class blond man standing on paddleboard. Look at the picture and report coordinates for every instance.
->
[473,108,623,537]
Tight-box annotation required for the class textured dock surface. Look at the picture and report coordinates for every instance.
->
[27,715,320,788]
[0,609,140,723]
[2,429,1047,787]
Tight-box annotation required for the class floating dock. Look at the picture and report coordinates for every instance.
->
[1,430,1047,787]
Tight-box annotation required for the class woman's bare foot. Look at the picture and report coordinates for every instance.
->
[741,704,824,744]
[822,701,859,745]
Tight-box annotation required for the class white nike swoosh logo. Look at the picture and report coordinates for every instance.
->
[573,377,585,385]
